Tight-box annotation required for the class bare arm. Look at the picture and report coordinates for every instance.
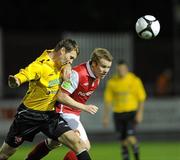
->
[56,90,98,115]
[135,102,144,123]
[8,61,42,88]
[102,102,111,128]
[61,64,72,81]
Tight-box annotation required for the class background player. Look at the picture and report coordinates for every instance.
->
[26,48,113,160]
[102,59,146,160]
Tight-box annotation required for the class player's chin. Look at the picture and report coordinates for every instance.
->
[100,74,106,79]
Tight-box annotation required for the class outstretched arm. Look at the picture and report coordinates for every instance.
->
[8,60,42,88]
[56,90,98,115]
[58,68,98,114]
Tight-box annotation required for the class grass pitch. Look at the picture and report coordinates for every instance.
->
[8,141,180,160]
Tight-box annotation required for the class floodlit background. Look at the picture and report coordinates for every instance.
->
[0,0,180,159]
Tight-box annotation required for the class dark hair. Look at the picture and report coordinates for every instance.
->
[54,39,80,55]
[117,59,128,65]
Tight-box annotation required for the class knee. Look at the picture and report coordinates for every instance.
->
[45,138,62,150]
[58,131,86,153]
[127,136,137,145]
[0,142,17,160]
[85,141,91,151]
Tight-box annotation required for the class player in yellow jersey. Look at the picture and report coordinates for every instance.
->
[103,60,146,160]
[0,39,98,160]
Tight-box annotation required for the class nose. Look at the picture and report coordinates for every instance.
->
[69,59,73,64]
[103,68,110,74]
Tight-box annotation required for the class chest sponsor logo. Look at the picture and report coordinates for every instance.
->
[83,82,89,86]
[78,91,94,96]
[48,79,60,87]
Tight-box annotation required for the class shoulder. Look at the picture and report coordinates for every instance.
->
[35,50,51,64]
[73,63,86,71]
[106,74,118,84]
[128,72,143,84]
[73,63,87,76]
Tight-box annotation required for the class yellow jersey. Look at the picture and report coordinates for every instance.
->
[15,49,62,111]
[104,72,146,113]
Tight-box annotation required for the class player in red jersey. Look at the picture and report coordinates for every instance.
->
[26,48,113,160]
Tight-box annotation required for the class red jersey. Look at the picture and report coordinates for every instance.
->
[56,62,100,115]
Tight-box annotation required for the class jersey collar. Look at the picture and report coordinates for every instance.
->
[86,61,96,78]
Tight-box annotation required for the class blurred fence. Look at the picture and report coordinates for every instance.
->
[0,94,180,139]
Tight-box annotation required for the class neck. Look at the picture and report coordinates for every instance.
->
[48,51,61,69]
[89,63,97,78]
[48,51,56,61]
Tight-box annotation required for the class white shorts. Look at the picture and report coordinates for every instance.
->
[61,113,88,141]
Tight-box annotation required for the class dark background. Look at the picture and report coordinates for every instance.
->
[0,0,177,98]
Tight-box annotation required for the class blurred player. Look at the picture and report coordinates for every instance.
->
[102,60,146,160]
[0,39,98,160]
[26,48,113,160]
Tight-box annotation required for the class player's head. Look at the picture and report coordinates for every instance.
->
[90,48,113,79]
[53,39,80,66]
[117,59,129,77]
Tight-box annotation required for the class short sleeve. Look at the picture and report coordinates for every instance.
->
[61,70,79,94]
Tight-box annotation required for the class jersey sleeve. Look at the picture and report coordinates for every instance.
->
[136,78,147,102]
[61,70,79,94]
[15,61,42,84]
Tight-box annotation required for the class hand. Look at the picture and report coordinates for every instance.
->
[8,75,20,88]
[85,104,98,115]
[61,64,72,81]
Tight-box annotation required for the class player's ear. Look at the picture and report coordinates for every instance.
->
[60,47,66,55]
[91,61,97,67]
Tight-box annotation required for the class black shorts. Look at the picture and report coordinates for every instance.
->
[5,104,72,148]
[113,111,136,140]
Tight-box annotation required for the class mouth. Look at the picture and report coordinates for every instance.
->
[101,74,107,77]
[62,61,70,66]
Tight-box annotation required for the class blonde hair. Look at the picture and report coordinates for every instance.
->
[90,48,113,64]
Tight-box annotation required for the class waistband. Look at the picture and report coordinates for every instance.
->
[20,103,56,114]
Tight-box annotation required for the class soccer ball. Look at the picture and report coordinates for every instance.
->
[135,15,160,40]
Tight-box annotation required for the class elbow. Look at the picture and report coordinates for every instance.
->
[57,91,67,103]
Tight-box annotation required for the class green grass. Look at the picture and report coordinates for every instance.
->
[9,141,180,160]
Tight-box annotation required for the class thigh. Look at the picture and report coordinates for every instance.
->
[5,108,42,147]
[113,113,127,140]
[113,113,126,133]
[126,112,137,136]
[41,115,72,140]
[58,130,86,153]
[62,114,89,141]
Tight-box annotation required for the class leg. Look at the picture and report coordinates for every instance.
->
[58,130,91,160]
[27,131,92,160]
[63,130,91,160]
[25,138,61,160]
[26,114,91,160]
[0,142,17,160]
[126,112,140,160]
[121,139,130,160]
[127,136,140,160]
[26,138,62,160]
[61,115,91,160]
[113,112,130,160]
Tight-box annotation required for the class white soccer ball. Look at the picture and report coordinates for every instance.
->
[135,15,160,40]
